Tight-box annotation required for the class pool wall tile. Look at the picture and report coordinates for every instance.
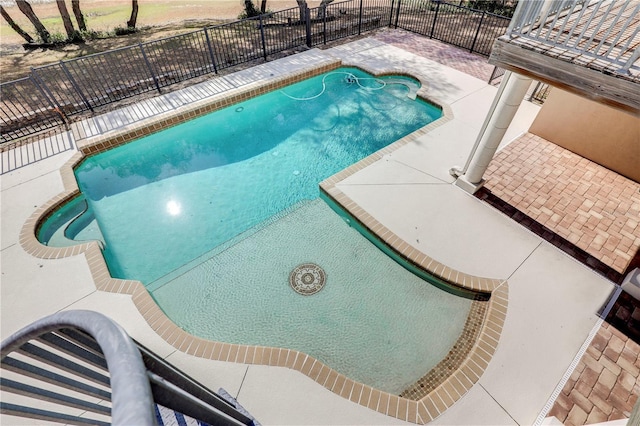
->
[416,401,431,423]
[167,328,186,348]
[176,334,192,353]
[387,395,399,418]
[324,369,339,390]
[276,349,288,367]
[350,383,363,403]
[435,386,454,407]
[292,353,306,371]
[378,392,390,414]
[397,398,409,421]
[423,396,441,418]
[268,348,281,366]
[460,362,481,383]
[309,360,324,381]
[164,325,184,347]
[284,350,298,369]
[244,346,256,364]
[231,345,244,363]
[442,381,459,401]
[145,307,164,328]
[184,339,200,355]
[339,380,354,399]
[151,314,172,334]
[301,357,316,376]
[360,385,372,406]
[254,347,267,365]
[368,389,381,410]
[431,392,448,413]
[261,348,272,365]
[316,365,330,384]
[332,374,347,394]
[208,342,222,360]
[408,400,419,423]
[444,377,464,399]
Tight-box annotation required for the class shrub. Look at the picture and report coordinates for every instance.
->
[114,26,139,36]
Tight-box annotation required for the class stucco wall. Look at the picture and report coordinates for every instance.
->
[529,88,640,183]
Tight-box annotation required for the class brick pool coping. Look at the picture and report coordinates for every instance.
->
[18,59,509,424]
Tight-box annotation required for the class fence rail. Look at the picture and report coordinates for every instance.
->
[1,0,511,144]
[394,0,510,56]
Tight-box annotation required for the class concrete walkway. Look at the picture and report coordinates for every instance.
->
[0,36,615,425]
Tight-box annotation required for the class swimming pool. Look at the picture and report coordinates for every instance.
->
[34,65,491,398]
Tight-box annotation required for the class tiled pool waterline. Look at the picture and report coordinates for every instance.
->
[19,55,508,423]
[3,37,616,425]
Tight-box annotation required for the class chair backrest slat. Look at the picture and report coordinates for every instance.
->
[1,401,110,426]
[38,332,109,370]
[0,377,111,414]
[2,355,111,400]
[18,342,111,386]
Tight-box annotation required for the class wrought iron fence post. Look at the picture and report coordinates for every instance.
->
[29,67,64,114]
[139,43,161,93]
[394,0,401,28]
[323,6,327,45]
[430,0,441,38]
[258,15,268,61]
[358,0,364,35]
[305,5,312,47]
[203,28,219,74]
[57,62,94,112]
[470,10,486,53]
[28,74,67,126]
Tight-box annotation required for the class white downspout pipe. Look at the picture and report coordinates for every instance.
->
[454,71,532,194]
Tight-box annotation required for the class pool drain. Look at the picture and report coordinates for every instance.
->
[289,263,326,295]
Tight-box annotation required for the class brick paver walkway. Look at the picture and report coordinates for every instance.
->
[549,292,640,425]
[372,28,498,83]
[484,133,640,274]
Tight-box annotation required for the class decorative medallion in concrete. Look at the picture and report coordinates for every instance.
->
[289,263,326,295]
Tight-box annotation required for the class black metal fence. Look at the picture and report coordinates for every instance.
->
[0,0,511,144]
[393,0,509,56]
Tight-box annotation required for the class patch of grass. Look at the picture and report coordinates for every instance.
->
[82,5,131,28]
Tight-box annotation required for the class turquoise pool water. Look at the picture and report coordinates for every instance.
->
[153,199,471,394]
[71,67,442,284]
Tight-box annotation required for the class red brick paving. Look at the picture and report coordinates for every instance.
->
[548,320,640,425]
[372,28,498,83]
[484,133,640,274]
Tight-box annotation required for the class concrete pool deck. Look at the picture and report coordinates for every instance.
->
[0,37,616,425]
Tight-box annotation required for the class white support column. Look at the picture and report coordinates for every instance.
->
[454,71,532,194]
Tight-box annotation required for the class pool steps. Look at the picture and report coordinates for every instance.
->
[384,77,420,99]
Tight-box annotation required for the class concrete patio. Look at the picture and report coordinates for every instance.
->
[0,35,617,425]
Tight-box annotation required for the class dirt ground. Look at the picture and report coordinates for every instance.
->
[0,0,320,82]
